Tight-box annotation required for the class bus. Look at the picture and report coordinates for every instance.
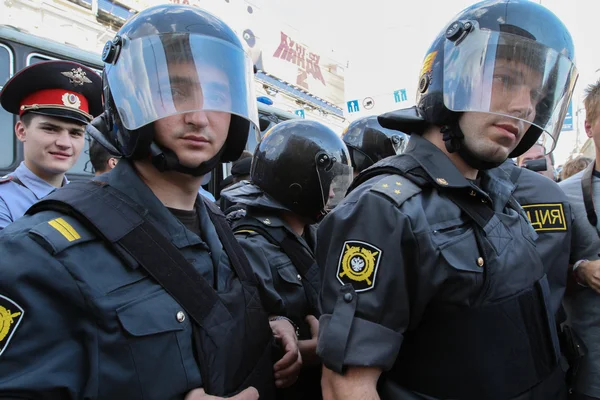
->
[0,24,298,197]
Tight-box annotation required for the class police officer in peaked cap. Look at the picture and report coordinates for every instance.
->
[0,60,102,229]
[316,0,578,399]
[0,5,301,399]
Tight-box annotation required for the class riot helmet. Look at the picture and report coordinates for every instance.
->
[89,4,258,176]
[342,116,408,173]
[251,120,353,223]
[379,0,577,169]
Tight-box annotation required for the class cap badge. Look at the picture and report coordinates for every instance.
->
[62,93,81,109]
[61,67,92,86]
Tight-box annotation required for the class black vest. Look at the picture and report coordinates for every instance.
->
[353,155,561,400]
[27,181,276,398]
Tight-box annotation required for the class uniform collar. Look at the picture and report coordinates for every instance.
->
[246,208,313,254]
[404,135,472,189]
[14,161,68,199]
[404,135,516,210]
[97,160,205,249]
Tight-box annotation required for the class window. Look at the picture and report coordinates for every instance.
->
[0,44,15,168]
[27,54,54,65]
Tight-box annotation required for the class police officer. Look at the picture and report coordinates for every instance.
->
[342,115,408,177]
[494,157,578,387]
[89,138,120,176]
[495,157,573,321]
[0,5,300,399]
[316,1,578,399]
[223,120,353,399]
[0,60,102,229]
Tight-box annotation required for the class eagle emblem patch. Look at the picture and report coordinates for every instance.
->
[337,241,382,292]
[0,295,24,357]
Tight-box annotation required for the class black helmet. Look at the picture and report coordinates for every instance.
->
[379,0,578,168]
[251,120,353,223]
[89,4,258,176]
[342,116,408,172]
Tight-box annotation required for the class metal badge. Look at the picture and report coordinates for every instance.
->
[62,93,82,109]
[61,67,93,86]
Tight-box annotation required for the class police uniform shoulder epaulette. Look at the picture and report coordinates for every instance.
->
[28,214,97,255]
[234,226,259,236]
[370,174,422,207]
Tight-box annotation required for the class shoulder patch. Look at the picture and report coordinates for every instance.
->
[29,214,97,255]
[521,203,567,232]
[337,241,382,292]
[0,294,24,357]
[370,175,421,206]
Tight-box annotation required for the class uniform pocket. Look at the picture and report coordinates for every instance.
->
[273,262,307,322]
[117,290,189,398]
[276,264,303,286]
[436,227,484,274]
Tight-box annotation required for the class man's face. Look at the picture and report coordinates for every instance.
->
[585,114,600,149]
[153,62,231,169]
[518,144,555,180]
[16,114,85,175]
[459,58,543,163]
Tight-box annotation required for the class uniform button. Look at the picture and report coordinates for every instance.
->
[343,293,353,302]
[469,190,476,197]
[477,257,484,267]
[297,274,302,281]
[176,311,186,323]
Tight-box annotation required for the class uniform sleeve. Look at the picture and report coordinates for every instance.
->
[0,229,91,396]
[236,233,286,315]
[0,196,12,229]
[570,213,600,262]
[316,190,416,373]
[562,188,600,263]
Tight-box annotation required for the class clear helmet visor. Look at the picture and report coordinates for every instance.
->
[443,24,578,153]
[317,159,353,211]
[105,33,259,131]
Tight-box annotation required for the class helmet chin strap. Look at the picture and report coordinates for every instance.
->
[149,141,224,177]
[441,122,504,171]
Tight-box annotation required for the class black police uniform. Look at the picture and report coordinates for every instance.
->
[0,160,273,398]
[317,135,564,400]
[225,183,322,400]
[495,160,573,317]
[224,183,320,331]
[223,119,353,400]
[0,4,275,398]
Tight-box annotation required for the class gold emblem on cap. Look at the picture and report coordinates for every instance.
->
[61,67,92,86]
[62,93,81,110]
[436,178,448,186]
